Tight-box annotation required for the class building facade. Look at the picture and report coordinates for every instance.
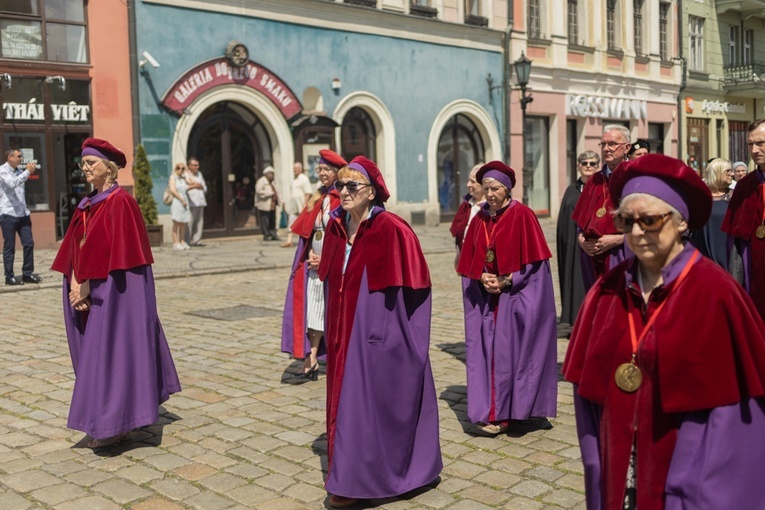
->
[505,0,683,217]
[134,0,510,237]
[681,0,765,173]
[0,0,134,248]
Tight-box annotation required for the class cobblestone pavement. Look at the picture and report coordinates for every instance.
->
[0,219,585,510]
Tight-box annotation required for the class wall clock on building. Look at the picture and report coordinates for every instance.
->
[226,41,249,67]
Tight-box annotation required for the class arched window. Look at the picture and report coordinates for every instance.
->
[341,107,376,162]
[437,113,485,216]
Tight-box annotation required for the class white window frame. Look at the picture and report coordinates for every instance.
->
[689,16,704,72]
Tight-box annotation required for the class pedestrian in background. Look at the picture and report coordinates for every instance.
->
[723,118,765,321]
[255,166,280,241]
[0,148,42,285]
[457,161,558,436]
[169,162,192,251]
[627,139,650,159]
[573,124,632,290]
[52,138,181,448]
[318,156,441,508]
[281,150,346,382]
[730,160,748,191]
[449,163,484,270]
[565,154,765,509]
[557,151,599,329]
[282,162,313,248]
[689,158,731,267]
[185,157,207,247]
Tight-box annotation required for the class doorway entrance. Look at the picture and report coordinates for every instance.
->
[188,102,273,237]
[436,113,485,220]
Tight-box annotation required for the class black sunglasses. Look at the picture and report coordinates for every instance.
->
[580,161,599,167]
[334,181,371,193]
[613,212,672,233]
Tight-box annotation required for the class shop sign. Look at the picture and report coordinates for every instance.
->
[566,94,647,121]
[2,101,90,122]
[162,57,302,119]
[701,99,745,115]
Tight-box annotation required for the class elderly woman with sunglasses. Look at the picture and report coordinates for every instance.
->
[280,149,346,382]
[457,161,558,437]
[318,156,441,508]
[52,138,180,448]
[564,154,765,510]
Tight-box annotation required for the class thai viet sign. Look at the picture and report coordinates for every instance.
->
[566,94,648,121]
[161,57,302,119]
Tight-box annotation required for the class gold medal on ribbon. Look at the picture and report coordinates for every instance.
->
[485,249,495,263]
[756,225,765,240]
[596,207,607,218]
[314,231,323,241]
[614,361,642,392]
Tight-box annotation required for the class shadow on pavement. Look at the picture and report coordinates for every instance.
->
[435,342,466,364]
[439,385,470,433]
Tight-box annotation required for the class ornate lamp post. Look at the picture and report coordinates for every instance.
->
[514,51,533,206]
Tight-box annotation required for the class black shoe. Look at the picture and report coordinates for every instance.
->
[22,274,42,284]
[286,364,319,384]
[5,276,23,286]
[191,242,206,247]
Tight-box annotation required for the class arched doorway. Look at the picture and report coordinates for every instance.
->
[341,107,377,162]
[188,102,272,237]
[437,113,485,218]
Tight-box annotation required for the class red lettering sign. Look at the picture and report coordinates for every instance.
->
[161,58,302,119]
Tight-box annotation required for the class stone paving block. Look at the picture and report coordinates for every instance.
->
[473,470,521,488]
[92,478,153,504]
[281,482,328,503]
[543,487,586,507]
[525,451,563,466]
[213,427,253,442]
[224,462,270,480]
[274,430,315,446]
[191,451,238,469]
[29,482,88,506]
[197,437,238,454]
[150,478,202,501]
[0,457,44,474]
[272,444,314,463]
[0,491,32,510]
[523,465,567,482]
[225,484,275,506]
[42,460,87,477]
[555,473,586,492]
[53,495,121,510]
[63,467,114,487]
[504,496,546,509]
[131,498,186,510]
[184,491,235,510]
[443,500,494,509]
[434,477,474,494]
[226,446,269,464]
[510,479,554,498]
[458,483,511,505]
[173,462,219,482]
[143,453,191,471]
[441,459,488,479]
[460,449,504,466]
[21,439,71,457]
[253,472,296,492]
[1,469,61,492]
[198,472,248,493]
[0,432,39,447]
[254,497,314,509]
[115,464,164,484]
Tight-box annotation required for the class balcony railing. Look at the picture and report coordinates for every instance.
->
[724,61,765,86]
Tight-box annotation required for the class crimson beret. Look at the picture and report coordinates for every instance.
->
[476,161,516,190]
[81,138,127,168]
[609,154,712,228]
[347,156,390,203]
[318,149,347,170]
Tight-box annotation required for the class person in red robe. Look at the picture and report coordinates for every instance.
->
[52,138,180,448]
[318,156,441,508]
[280,149,345,382]
[449,163,484,269]
[572,125,631,290]
[721,118,765,320]
[564,153,765,509]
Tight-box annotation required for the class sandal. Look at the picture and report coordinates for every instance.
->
[471,422,509,437]
[86,432,129,448]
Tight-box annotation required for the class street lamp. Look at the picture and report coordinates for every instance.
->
[514,51,533,206]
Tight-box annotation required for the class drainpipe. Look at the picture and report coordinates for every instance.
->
[504,0,514,163]
[128,0,141,147]
[676,0,685,160]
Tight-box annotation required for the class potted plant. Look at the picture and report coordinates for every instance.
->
[133,144,163,247]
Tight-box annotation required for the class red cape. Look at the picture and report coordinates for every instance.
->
[449,196,472,248]
[456,201,551,279]
[564,255,765,509]
[51,187,154,280]
[290,188,341,239]
[572,170,618,237]
[721,169,763,240]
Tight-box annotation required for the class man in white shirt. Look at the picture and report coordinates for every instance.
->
[0,148,41,285]
[282,162,313,247]
[185,157,208,247]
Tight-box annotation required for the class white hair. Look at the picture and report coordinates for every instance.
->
[603,124,631,143]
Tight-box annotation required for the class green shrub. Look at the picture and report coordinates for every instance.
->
[133,144,157,225]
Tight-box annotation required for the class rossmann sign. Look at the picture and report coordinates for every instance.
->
[566,94,648,121]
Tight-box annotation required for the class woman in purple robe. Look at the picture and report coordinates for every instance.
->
[52,138,181,448]
[457,161,558,436]
[318,156,442,508]
[564,154,765,509]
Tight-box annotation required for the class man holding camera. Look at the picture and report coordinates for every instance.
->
[0,148,42,285]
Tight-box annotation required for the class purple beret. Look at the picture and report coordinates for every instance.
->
[81,138,127,168]
[348,156,390,203]
[476,161,516,190]
[609,154,712,229]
